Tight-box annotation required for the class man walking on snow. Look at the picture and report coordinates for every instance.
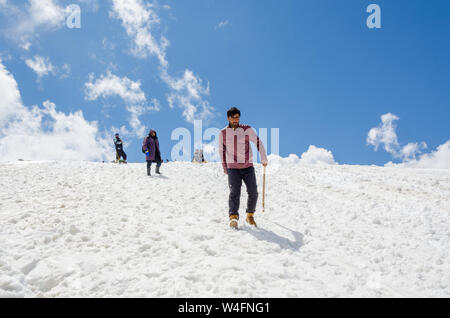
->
[218,107,268,229]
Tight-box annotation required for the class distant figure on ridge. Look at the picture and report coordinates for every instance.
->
[192,149,207,163]
[114,133,127,164]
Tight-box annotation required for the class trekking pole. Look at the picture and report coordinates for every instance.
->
[262,165,266,213]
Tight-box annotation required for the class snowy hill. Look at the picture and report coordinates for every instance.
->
[0,161,449,297]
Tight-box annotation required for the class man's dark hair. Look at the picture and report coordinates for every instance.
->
[227,107,241,118]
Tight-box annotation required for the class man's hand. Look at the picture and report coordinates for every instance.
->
[224,169,228,175]
[262,161,268,167]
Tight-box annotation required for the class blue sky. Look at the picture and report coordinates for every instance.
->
[0,0,449,166]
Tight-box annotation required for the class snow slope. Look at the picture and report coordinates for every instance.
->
[0,161,449,297]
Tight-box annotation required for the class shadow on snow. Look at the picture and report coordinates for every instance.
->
[241,219,304,251]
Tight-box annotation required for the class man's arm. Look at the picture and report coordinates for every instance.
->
[248,128,268,166]
[218,130,228,174]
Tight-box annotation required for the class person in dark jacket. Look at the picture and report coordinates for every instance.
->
[143,129,162,176]
[114,133,127,163]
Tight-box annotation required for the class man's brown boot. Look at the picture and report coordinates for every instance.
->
[246,213,257,227]
[229,215,239,229]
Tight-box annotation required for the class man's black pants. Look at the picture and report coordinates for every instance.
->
[116,149,127,161]
[227,166,258,217]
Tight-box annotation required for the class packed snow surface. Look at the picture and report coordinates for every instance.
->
[0,161,449,297]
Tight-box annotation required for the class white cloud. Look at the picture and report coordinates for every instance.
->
[300,145,337,165]
[0,51,12,62]
[386,141,450,169]
[163,69,214,123]
[367,113,427,160]
[215,20,230,30]
[268,146,337,166]
[110,0,169,66]
[368,113,449,169]
[4,0,68,50]
[102,37,116,51]
[0,59,23,127]
[400,142,427,160]
[126,99,160,137]
[110,0,215,123]
[367,113,400,155]
[268,153,301,165]
[85,71,147,104]
[20,40,32,51]
[0,60,112,162]
[25,56,71,81]
[59,63,71,79]
[27,0,65,28]
[126,105,147,138]
[25,55,55,81]
[84,71,159,136]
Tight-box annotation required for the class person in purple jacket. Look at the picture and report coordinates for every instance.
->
[143,129,162,176]
[218,107,268,229]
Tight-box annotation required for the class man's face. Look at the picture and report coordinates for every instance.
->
[228,114,240,128]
